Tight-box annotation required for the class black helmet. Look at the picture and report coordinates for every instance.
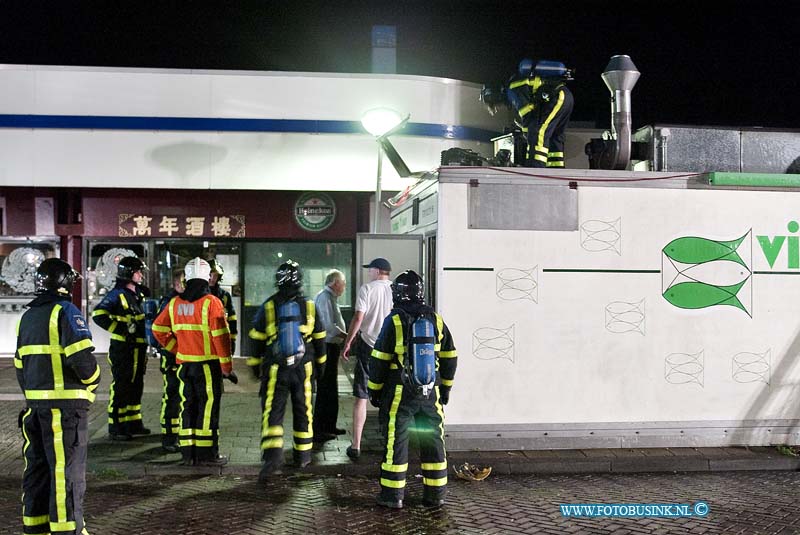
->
[208,258,224,280]
[392,270,425,305]
[275,260,303,292]
[117,256,146,282]
[35,258,79,296]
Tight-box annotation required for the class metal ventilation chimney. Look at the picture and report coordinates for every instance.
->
[585,55,641,170]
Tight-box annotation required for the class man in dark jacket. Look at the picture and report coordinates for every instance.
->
[248,260,327,479]
[368,270,458,509]
[155,270,184,452]
[16,258,100,535]
[208,258,238,355]
[92,255,150,440]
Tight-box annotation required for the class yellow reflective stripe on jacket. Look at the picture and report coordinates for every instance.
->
[81,366,100,385]
[201,298,211,356]
[211,327,230,337]
[176,353,219,362]
[368,380,383,390]
[439,350,457,358]
[299,300,316,336]
[518,103,534,117]
[392,315,405,358]
[119,294,129,310]
[49,305,64,391]
[265,301,277,338]
[25,389,95,402]
[372,350,393,361]
[249,328,267,341]
[18,344,61,356]
[151,324,171,333]
[64,338,93,357]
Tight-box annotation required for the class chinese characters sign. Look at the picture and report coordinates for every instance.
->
[118,214,246,238]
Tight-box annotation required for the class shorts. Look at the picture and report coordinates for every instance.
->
[352,335,373,399]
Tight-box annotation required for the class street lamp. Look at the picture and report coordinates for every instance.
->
[361,108,409,233]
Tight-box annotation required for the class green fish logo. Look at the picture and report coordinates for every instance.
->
[662,231,752,316]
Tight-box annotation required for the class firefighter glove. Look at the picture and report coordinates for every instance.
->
[439,388,450,405]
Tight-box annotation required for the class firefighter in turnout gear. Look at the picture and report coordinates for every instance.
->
[155,270,184,453]
[91,255,150,440]
[208,258,237,355]
[507,58,574,168]
[152,257,234,466]
[248,260,327,479]
[368,270,457,509]
[16,258,101,535]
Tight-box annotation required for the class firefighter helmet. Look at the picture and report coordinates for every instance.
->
[184,257,211,281]
[208,258,224,280]
[35,258,79,296]
[392,270,425,305]
[518,58,534,78]
[117,256,146,281]
[275,260,303,292]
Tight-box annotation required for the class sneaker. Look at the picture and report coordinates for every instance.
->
[346,446,360,461]
[376,495,403,509]
[196,455,228,467]
[110,433,133,441]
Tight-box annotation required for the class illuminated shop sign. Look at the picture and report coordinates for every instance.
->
[118,214,246,238]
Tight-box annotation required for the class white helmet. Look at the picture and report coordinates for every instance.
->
[184,257,211,281]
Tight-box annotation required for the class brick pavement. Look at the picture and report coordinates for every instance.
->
[1,356,799,479]
[1,471,799,534]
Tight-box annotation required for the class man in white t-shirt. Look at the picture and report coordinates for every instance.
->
[341,257,393,460]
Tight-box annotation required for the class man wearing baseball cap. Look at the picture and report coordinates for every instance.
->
[341,258,393,460]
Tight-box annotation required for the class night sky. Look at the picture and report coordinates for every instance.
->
[1,0,798,130]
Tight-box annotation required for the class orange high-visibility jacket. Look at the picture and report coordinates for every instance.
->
[152,294,232,375]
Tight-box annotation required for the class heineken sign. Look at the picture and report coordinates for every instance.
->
[294,192,336,232]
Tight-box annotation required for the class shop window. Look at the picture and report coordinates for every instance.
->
[0,239,59,299]
[244,242,354,308]
[85,242,149,308]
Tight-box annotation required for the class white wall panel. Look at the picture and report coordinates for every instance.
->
[8,128,491,191]
[34,70,213,117]
[0,130,35,185]
[0,65,499,128]
[0,67,36,113]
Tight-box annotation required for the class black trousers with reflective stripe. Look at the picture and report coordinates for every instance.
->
[160,363,180,442]
[378,383,448,501]
[313,343,340,434]
[22,407,88,535]
[527,87,574,168]
[107,342,147,435]
[178,362,223,463]
[259,361,314,471]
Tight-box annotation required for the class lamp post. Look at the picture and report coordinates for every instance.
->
[361,108,407,233]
